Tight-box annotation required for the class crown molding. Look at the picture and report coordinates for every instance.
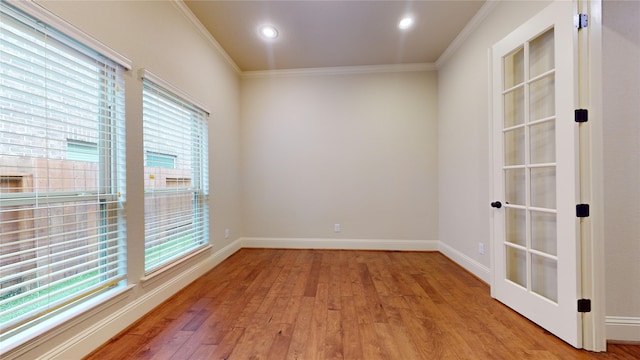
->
[171,0,241,74]
[241,62,436,79]
[436,0,501,69]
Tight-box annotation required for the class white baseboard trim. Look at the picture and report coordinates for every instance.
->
[606,316,640,342]
[438,242,491,284]
[37,238,243,360]
[240,237,439,251]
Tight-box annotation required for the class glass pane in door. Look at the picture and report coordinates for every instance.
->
[506,208,526,246]
[506,246,527,287]
[530,120,556,164]
[531,211,557,255]
[504,47,524,88]
[505,168,525,205]
[530,167,556,209]
[531,254,558,302]
[504,88,525,127]
[504,128,525,166]
[529,28,555,78]
[529,76,555,121]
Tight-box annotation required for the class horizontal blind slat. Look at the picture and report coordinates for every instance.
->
[0,248,124,294]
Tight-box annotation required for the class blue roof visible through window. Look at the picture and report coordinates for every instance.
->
[146,152,176,169]
[67,140,98,162]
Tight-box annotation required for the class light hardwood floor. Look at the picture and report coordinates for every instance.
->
[85,249,640,359]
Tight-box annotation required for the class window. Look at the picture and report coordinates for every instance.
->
[0,1,128,342]
[67,140,99,162]
[146,151,176,169]
[142,70,209,274]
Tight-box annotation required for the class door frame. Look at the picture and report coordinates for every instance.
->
[487,0,606,351]
[578,0,606,352]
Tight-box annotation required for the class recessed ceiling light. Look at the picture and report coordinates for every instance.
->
[398,17,414,30]
[259,25,278,39]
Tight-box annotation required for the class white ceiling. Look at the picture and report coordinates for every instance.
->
[183,0,486,72]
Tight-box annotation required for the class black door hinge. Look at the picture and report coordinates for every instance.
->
[577,14,588,29]
[575,109,588,123]
[578,299,591,313]
[576,204,590,218]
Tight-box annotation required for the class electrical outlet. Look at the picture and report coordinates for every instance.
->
[224,228,230,239]
[334,223,341,233]
[478,242,485,255]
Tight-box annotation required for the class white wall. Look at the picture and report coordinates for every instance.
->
[241,70,438,245]
[6,1,242,358]
[437,0,551,278]
[602,0,640,341]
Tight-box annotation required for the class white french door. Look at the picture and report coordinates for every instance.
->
[490,0,582,348]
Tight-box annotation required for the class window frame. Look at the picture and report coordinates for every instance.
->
[0,0,130,348]
[140,69,210,275]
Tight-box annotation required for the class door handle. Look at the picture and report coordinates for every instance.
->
[491,201,502,209]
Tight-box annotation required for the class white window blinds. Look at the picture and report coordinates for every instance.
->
[142,73,209,274]
[0,1,127,339]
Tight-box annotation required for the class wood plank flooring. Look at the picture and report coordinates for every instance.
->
[85,249,640,359]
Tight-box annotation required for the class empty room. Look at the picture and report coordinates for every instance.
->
[0,0,638,359]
